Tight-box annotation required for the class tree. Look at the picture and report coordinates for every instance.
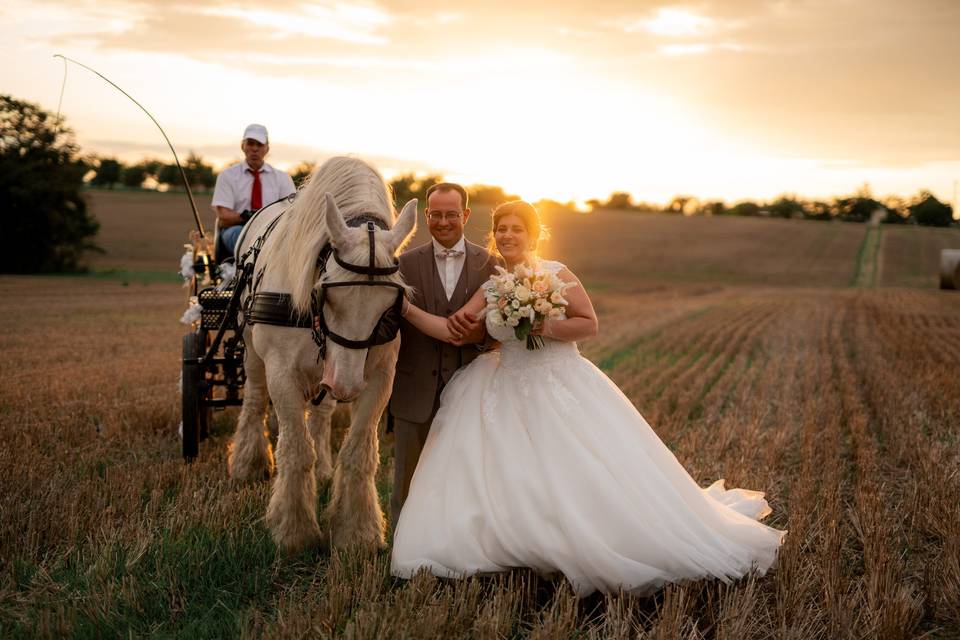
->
[534,199,572,215]
[290,161,315,187]
[803,201,833,221]
[909,191,953,227]
[157,155,214,190]
[0,94,100,272]
[767,196,805,219]
[466,183,518,205]
[728,201,760,217]
[158,163,182,189]
[665,195,697,215]
[700,201,725,216]
[390,173,443,207]
[605,192,634,210]
[91,157,122,188]
[834,195,886,223]
[183,152,215,190]
[120,162,149,188]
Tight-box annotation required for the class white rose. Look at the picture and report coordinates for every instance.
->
[514,285,531,303]
[511,299,521,309]
[518,305,533,319]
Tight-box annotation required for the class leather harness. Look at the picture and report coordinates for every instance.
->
[229,200,404,404]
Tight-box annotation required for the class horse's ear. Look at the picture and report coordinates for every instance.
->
[389,198,417,251]
[324,193,349,247]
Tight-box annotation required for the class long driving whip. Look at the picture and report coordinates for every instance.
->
[54,54,207,238]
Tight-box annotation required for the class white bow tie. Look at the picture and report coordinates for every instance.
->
[437,248,464,259]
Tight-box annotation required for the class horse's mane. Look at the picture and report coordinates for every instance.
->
[258,156,396,314]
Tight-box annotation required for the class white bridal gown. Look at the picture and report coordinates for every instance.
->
[391,261,786,597]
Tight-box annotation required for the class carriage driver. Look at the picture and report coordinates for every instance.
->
[212,123,296,255]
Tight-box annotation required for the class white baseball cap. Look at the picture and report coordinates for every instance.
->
[242,123,268,144]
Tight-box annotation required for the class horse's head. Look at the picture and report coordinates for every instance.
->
[318,193,417,400]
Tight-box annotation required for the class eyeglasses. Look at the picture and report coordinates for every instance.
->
[427,210,463,222]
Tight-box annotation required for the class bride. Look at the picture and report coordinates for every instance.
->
[391,200,786,597]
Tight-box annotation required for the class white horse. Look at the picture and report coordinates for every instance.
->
[228,156,416,554]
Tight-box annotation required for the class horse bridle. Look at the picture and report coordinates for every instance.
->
[311,217,405,360]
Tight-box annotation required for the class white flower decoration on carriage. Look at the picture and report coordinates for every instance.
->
[179,246,195,281]
[216,261,237,291]
[180,297,203,325]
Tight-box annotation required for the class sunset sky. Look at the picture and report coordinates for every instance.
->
[4,0,959,206]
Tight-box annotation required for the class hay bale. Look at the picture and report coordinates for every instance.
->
[940,249,960,290]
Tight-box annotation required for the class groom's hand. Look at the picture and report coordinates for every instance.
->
[447,310,484,344]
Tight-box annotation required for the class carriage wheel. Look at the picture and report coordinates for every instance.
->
[199,330,213,442]
[181,331,210,460]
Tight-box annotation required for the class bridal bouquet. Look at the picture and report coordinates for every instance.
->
[483,263,572,350]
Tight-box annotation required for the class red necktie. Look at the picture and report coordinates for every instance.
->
[249,169,262,210]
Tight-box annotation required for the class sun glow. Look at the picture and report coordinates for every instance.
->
[629,8,714,36]
[277,47,728,204]
[204,4,391,45]
[5,0,957,207]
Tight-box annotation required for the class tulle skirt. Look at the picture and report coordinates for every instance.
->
[390,344,786,597]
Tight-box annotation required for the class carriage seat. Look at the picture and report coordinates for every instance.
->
[213,218,230,265]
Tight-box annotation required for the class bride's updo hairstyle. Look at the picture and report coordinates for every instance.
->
[487,200,547,256]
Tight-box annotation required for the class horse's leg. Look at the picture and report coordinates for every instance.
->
[265,365,321,554]
[324,348,395,550]
[228,336,274,482]
[306,395,336,485]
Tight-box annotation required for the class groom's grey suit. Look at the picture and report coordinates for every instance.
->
[389,239,498,533]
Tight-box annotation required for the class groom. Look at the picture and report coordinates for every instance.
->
[389,182,498,533]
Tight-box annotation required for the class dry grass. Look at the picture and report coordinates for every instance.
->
[880,225,960,289]
[86,190,884,289]
[1,191,959,637]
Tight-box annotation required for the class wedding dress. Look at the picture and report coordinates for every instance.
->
[390,260,786,597]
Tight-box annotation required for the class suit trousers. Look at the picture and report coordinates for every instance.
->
[390,387,442,535]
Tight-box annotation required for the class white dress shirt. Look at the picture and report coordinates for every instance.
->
[432,236,466,301]
[211,162,296,213]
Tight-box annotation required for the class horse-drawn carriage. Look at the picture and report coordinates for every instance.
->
[175,164,417,553]
[54,57,410,552]
[179,222,247,460]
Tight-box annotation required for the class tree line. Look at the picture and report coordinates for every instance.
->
[88,154,216,190]
[586,188,955,228]
[2,93,956,274]
[88,157,957,228]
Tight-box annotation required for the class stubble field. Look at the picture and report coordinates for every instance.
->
[1,190,959,638]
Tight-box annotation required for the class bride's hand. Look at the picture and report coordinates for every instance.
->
[531,318,552,338]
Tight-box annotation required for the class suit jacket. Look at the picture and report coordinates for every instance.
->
[389,240,498,424]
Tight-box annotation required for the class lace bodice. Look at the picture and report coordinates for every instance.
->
[483,259,579,369]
